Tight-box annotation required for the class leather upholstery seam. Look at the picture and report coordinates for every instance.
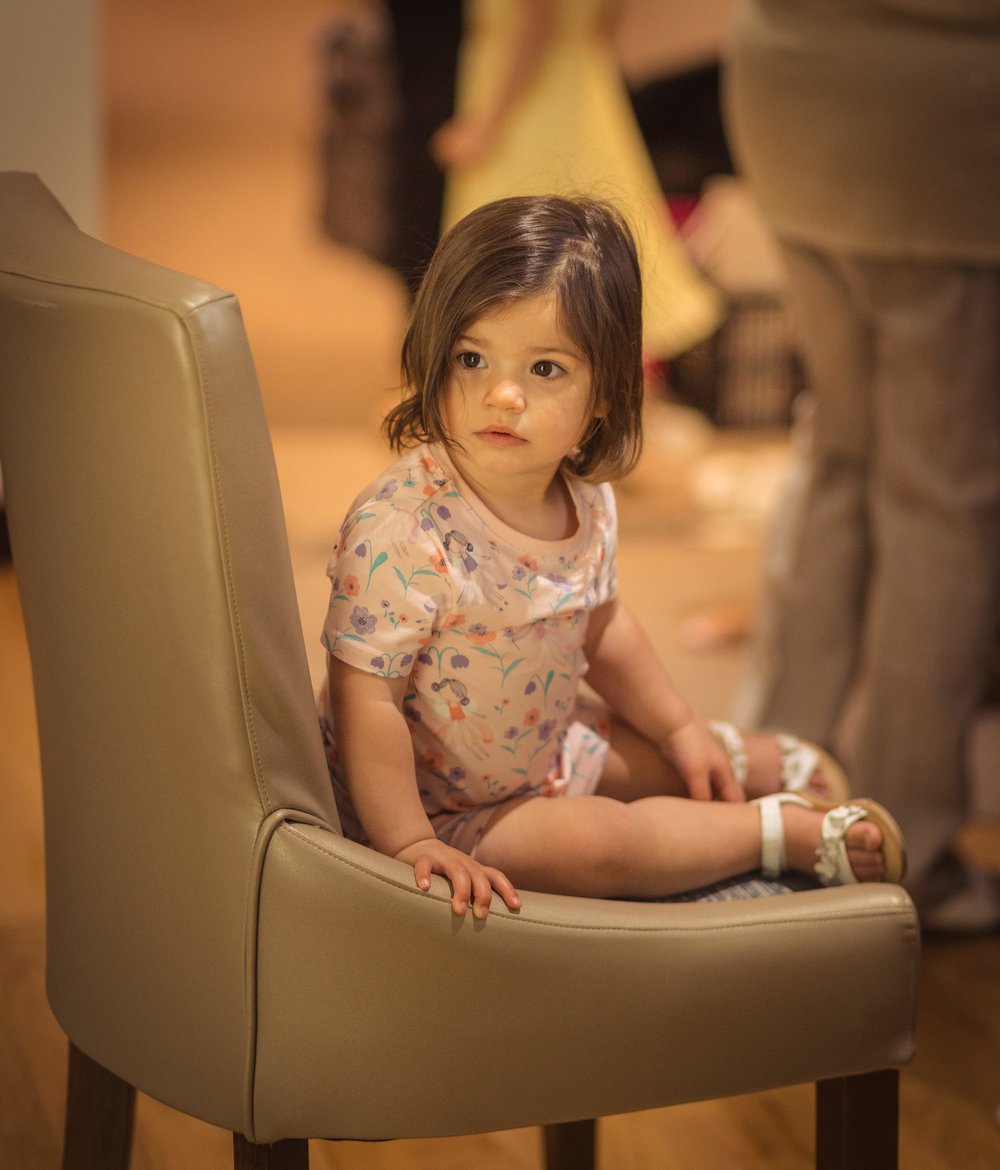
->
[281,823,919,936]
[183,304,272,813]
[243,809,336,1142]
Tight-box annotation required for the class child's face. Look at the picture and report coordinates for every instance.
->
[442,293,596,488]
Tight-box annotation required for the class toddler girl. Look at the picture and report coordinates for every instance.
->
[319,194,906,918]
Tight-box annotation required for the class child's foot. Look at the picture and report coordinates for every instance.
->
[757,791,907,886]
[709,721,851,803]
[782,803,886,881]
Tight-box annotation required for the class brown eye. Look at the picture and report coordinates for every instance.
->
[532,360,562,378]
[457,351,483,370]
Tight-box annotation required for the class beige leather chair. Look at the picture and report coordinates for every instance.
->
[0,172,919,1170]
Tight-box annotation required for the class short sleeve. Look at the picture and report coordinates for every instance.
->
[321,504,455,679]
[592,482,619,607]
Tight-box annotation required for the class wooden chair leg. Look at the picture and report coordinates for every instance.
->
[543,1118,596,1170]
[62,1041,136,1170]
[816,1069,899,1170]
[233,1133,310,1170]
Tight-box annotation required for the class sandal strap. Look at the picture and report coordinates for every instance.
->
[758,795,786,876]
[709,720,749,786]
[775,733,821,792]
[757,792,811,877]
[814,803,867,886]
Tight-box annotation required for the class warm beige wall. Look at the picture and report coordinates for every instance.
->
[0,0,102,234]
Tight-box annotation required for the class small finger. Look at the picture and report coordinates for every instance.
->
[485,868,522,912]
[449,867,472,917]
[687,773,712,802]
[470,871,495,920]
[413,857,433,892]
[716,767,745,804]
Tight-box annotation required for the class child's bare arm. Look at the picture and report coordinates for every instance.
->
[582,598,742,803]
[327,658,521,917]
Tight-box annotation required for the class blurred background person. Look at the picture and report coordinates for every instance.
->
[725,0,1000,929]
[318,0,464,294]
[431,0,722,365]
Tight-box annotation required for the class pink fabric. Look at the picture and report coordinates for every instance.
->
[320,443,618,846]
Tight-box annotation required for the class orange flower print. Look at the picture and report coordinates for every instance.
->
[344,575,360,596]
[518,553,538,572]
[429,551,448,574]
[444,613,466,628]
[418,748,445,771]
[523,707,541,727]
[466,623,497,645]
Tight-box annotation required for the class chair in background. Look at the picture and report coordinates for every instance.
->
[0,172,919,1170]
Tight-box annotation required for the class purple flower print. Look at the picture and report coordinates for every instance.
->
[421,517,434,531]
[399,654,413,669]
[418,651,434,666]
[505,727,519,740]
[374,479,397,500]
[511,564,527,580]
[447,766,466,782]
[370,655,386,670]
[349,605,377,635]
[468,622,489,637]
[450,654,469,669]
[538,719,556,743]
[545,573,573,589]
[524,680,537,695]
[437,506,451,520]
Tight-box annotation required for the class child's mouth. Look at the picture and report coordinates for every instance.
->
[475,427,527,447]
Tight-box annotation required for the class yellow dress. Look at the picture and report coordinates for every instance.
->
[442,0,721,360]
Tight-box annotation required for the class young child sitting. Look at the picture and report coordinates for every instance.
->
[318,194,906,918]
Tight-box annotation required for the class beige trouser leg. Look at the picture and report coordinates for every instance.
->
[735,243,1000,896]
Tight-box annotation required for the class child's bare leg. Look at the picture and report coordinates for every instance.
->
[475,793,885,899]
[595,716,690,802]
[710,721,848,801]
[596,714,845,804]
[737,733,842,800]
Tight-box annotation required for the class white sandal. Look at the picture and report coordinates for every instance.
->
[757,791,907,886]
[709,720,851,803]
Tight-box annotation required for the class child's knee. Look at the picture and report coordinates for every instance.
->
[567,798,642,892]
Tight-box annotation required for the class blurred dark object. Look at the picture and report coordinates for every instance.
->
[383,0,462,292]
[669,176,801,428]
[671,292,804,428]
[318,3,399,266]
[0,507,10,564]
[317,1,462,293]
[629,61,734,197]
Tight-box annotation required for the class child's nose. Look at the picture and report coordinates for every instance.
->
[485,377,526,411]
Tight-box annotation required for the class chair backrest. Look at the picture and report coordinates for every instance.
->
[0,173,338,1128]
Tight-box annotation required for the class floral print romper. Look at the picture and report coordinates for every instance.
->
[319,443,616,855]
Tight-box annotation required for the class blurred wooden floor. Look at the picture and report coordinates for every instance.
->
[3,0,1000,1166]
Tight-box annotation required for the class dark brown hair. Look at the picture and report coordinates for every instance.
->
[383,194,644,481]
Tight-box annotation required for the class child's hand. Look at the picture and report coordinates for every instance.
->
[395,838,522,919]
[662,719,744,804]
